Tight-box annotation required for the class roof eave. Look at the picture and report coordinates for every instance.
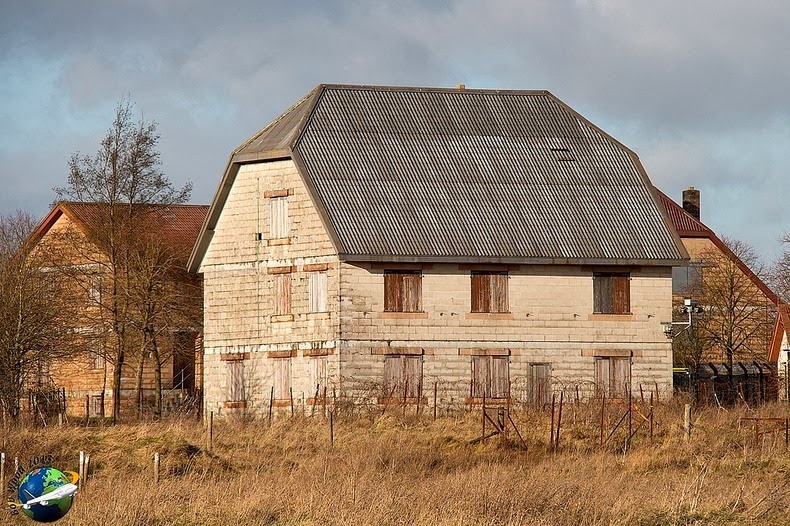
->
[338,254,687,267]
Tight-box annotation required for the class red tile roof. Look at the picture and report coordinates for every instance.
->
[34,202,209,266]
[653,187,711,237]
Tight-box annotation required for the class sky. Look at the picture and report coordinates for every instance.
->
[1,0,788,263]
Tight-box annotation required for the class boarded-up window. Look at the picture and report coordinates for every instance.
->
[89,395,103,418]
[384,271,422,312]
[471,271,509,313]
[273,358,291,400]
[383,355,423,398]
[593,273,630,314]
[270,196,289,239]
[273,273,291,315]
[595,357,630,398]
[226,359,245,402]
[308,271,328,312]
[529,363,552,407]
[471,355,510,398]
[310,356,328,396]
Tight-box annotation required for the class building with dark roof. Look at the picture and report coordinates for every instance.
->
[190,84,688,414]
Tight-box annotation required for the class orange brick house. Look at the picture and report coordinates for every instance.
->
[656,187,779,368]
[29,201,208,417]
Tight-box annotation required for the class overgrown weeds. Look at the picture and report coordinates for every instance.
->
[2,402,789,525]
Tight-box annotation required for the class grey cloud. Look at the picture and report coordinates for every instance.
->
[1,0,788,260]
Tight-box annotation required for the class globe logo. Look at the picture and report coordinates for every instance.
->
[11,466,79,523]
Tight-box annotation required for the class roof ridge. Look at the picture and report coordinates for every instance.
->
[233,85,323,156]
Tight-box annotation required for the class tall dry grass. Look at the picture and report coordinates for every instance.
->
[2,399,789,525]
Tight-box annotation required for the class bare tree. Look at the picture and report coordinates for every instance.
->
[127,225,201,418]
[0,211,74,419]
[55,97,191,422]
[694,238,775,370]
[771,233,790,304]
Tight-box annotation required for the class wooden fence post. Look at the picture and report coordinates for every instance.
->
[153,452,160,484]
[78,451,85,488]
[268,386,274,426]
[555,391,563,450]
[433,382,437,420]
[84,454,90,487]
[599,393,606,446]
[207,410,214,453]
[684,404,692,441]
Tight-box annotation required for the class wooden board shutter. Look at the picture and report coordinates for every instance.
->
[492,272,508,313]
[530,363,551,406]
[403,355,422,398]
[274,274,291,315]
[594,357,610,397]
[491,356,509,398]
[310,356,328,394]
[273,358,291,400]
[227,360,245,402]
[593,274,611,314]
[384,272,403,312]
[612,357,630,398]
[383,355,401,396]
[309,272,328,312]
[270,197,288,239]
[471,273,490,312]
[471,356,488,398]
[402,272,422,312]
[611,274,630,314]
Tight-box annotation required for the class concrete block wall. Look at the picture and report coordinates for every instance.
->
[201,160,341,415]
[338,263,674,403]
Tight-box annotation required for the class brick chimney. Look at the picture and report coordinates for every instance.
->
[682,187,700,220]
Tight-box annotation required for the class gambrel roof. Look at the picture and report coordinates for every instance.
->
[190,84,687,271]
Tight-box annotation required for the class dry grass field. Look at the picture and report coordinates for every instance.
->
[2,399,790,525]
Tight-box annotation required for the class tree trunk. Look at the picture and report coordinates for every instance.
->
[152,337,162,419]
[135,343,147,419]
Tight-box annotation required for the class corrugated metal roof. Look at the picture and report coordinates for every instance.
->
[291,85,684,263]
[189,84,687,271]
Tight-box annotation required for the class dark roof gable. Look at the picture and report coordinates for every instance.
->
[190,84,687,271]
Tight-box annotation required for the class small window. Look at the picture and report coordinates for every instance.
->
[529,363,552,407]
[308,271,328,313]
[383,355,423,398]
[595,357,630,399]
[90,352,106,371]
[273,357,291,400]
[593,273,630,314]
[384,271,422,312]
[270,196,289,239]
[471,355,510,399]
[226,359,245,403]
[273,273,291,315]
[471,271,509,313]
[672,259,704,295]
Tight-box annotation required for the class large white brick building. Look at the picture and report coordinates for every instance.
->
[188,85,688,416]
